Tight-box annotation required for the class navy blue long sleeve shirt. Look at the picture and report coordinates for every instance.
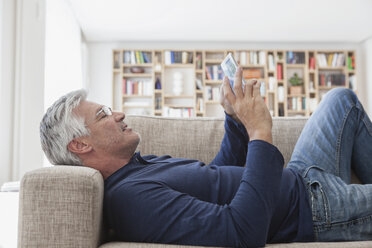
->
[103,114,314,247]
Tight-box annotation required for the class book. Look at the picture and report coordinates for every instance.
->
[259,51,266,65]
[182,52,188,64]
[205,67,212,80]
[277,64,283,80]
[130,51,136,64]
[165,51,171,65]
[212,87,220,101]
[268,54,275,70]
[122,78,127,94]
[240,52,247,65]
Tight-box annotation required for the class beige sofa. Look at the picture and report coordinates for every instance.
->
[18,115,372,248]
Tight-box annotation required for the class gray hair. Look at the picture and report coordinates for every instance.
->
[40,89,90,165]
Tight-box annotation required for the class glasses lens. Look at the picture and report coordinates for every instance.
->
[103,106,112,116]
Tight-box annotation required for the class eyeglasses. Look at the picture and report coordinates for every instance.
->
[85,106,113,127]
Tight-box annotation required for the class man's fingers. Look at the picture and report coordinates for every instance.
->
[252,81,261,97]
[223,76,236,105]
[233,67,244,98]
[244,79,254,98]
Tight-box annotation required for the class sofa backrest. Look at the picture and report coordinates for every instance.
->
[126,115,308,166]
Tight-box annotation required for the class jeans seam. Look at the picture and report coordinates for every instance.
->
[314,213,372,231]
[335,105,354,178]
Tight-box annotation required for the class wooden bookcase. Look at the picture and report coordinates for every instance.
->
[113,49,357,117]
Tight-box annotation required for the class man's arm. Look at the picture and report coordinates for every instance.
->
[209,112,248,166]
[106,140,284,247]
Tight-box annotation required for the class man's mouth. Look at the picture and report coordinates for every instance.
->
[121,124,128,132]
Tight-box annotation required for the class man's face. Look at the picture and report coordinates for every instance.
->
[74,100,140,158]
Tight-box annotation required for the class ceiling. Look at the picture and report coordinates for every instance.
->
[68,0,372,43]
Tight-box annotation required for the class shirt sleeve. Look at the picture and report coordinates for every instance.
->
[209,112,249,167]
[107,140,284,247]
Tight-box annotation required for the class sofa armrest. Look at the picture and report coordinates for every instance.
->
[18,166,104,248]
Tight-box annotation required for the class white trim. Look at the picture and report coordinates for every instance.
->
[12,0,23,180]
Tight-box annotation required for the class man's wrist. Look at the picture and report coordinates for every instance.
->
[248,130,273,144]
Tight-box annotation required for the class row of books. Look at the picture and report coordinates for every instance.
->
[162,106,195,117]
[122,79,153,95]
[164,51,193,65]
[288,97,306,111]
[123,51,152,64]
[316,53,345,67]
[319,74,345,87]
[205,65,224,80]
[287,52,306,64]
[205,86,220,101]
[236,51,266,65]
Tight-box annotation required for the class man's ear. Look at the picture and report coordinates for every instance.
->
[67,138,92,155]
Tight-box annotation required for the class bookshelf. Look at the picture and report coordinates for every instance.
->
[113,49,357,117]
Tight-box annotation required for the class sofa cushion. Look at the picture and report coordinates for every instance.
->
[125,115,308,166]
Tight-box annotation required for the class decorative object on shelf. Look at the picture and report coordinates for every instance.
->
[130,67,145,73]
[114,53,120,69]
[289,73,303,95]
[196,78,203,90]
[155,77,162,89]
[172,72,183,96]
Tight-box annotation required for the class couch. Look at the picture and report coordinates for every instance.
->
[18,115,372,248]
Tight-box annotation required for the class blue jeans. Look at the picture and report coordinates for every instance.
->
[287,87,372,241]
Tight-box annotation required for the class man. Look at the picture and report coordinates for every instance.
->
[40,67,372,247]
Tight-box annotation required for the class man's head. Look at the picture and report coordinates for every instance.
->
[40,89,140,176]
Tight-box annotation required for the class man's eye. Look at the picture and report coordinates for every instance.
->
[98,113,107,120]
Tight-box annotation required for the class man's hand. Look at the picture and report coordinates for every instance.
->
[219,83,241,123]
[223,67,273,144]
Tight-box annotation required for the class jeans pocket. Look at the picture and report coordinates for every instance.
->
[310,180,330,225]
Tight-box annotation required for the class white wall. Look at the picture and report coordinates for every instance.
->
[44,0,85,166]
[12,0,46,180]
[44,0,84,111]
[0,0,16,186]
[362,37,372,115]
[87,41,368,114]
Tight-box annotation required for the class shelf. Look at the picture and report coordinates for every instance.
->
[318,86,346,90]
[205,59,223,64]
[164,95,194,98]
[113,69,121,73]
[206,101,220,104]
[287,94,306,97]
[154,89,162,93]
[154,110,162,114]
[205,80,223,84]
[240,64,265,68]
[164,64,194,68]
[195,90,203,94]
[123,95,152,98]
[123,105,152,108]
[348,70,356,73]
[123,64,153,67]
[286,64,306,68]
[318,66,345,70]
[164,105,194,108]
[123,73,152,77]
[195,69,204,73]
[287,110,306,113]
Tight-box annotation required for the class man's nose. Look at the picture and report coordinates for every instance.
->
[114,111,125,122]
